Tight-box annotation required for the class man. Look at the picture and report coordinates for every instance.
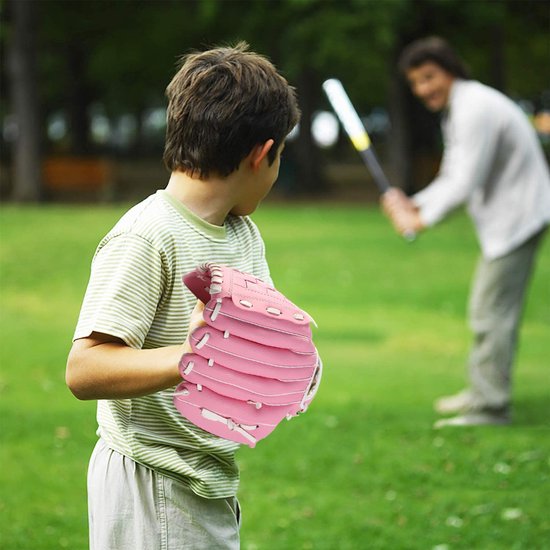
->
[382,36,550,428]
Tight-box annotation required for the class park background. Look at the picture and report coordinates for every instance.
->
[1,0,549,549]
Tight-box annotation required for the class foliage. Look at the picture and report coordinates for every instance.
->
[1,203,549,549]
[30,0,550,119]
[2,0,548,200]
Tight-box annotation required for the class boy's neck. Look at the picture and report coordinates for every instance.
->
[165,171,236,226]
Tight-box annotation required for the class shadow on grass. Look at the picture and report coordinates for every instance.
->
[512,394,550,429]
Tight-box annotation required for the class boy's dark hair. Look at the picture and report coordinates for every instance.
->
[164,42,300,178]
[398,36,471,80]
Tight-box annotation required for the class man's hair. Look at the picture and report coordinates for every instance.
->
[163,42,300,178]
[398,36,471,79]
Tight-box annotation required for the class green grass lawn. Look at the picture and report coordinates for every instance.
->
[1,202,549,550]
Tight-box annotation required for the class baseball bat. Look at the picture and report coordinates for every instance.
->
[322,78,416,241]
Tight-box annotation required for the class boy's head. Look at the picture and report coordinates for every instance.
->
[164,42,300,179]
[398,37,470,113]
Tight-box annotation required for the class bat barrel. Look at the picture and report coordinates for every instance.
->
[323,78,416,242]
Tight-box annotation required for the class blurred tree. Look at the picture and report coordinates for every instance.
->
[38,0,408,194]
[2,0,548,200]
[86,1,211,153]
[199,0,408,193]
[6,0,43,201]
[499,0,550,102]
[38,0,135,154]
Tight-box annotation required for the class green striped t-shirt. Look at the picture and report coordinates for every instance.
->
[74,190,272,498]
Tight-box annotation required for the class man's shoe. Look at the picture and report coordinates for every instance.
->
[434,390,479,415]
[434,412,510,429]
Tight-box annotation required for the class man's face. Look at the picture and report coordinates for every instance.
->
[406,62,455,112]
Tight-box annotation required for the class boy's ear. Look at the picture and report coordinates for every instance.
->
[249,139,275,171]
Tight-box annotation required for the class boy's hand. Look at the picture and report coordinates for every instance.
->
[182,300,206,355]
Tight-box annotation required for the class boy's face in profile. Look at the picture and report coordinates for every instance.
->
[407,61,455,112]
[231,142,285,216]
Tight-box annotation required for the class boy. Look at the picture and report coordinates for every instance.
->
[381,37,550,427]
[66,42,300,549]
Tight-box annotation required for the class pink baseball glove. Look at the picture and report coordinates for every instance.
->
[174,263,322,447]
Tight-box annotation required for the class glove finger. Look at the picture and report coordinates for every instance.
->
[180,354,312,406]
[189,325,317,380]
[203,299,314,353]
[174,383,300,447]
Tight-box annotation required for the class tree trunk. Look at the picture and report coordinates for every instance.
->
[7,0,43,202]
[67,44,92,155]
[292,68,326,195]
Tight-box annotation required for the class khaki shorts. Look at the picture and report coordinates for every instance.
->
[87,439,241,550]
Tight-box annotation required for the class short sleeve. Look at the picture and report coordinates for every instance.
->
[74,233,165,349]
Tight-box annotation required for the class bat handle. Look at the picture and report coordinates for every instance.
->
[381,187,417,242]
[402,229,416,242]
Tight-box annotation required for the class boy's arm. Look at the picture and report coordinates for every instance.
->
[66,301,204,400]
